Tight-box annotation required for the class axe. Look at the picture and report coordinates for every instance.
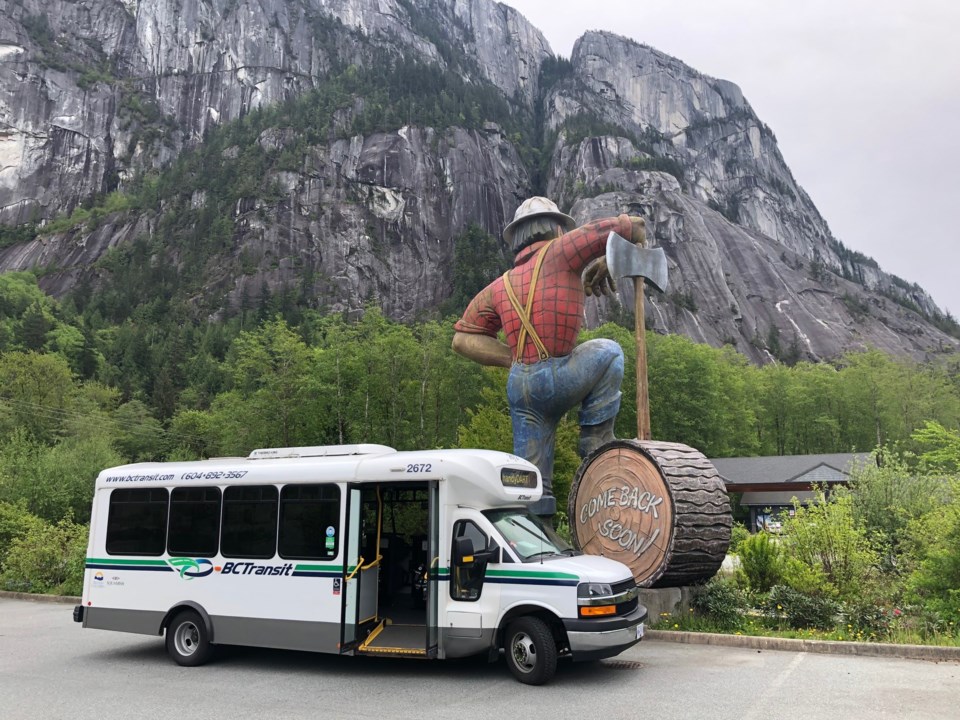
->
[605,231,668,441]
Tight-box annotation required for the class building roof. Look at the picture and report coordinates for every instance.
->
[711,453,873,492]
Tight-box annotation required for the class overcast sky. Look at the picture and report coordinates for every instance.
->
[501,0,960,316]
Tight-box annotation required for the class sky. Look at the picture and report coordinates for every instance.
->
[501,0,960,316]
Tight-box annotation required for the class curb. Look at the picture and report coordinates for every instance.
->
[646,629,960,662]
[0,590,79,605]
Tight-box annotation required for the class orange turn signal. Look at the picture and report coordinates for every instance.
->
[580,605,616,617]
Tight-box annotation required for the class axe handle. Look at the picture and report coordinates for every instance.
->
[634,277,651,441]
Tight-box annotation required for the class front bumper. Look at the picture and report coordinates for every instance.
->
[563,604,648,662]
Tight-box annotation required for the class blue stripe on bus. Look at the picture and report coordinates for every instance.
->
[434,572,577,587]
[86,564,174,572]
[486,577,579,587]
[291,571,342,578]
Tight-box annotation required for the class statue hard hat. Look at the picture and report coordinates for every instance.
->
[503,197,576,249]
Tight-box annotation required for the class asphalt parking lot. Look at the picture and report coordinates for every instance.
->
[2,597,958,720]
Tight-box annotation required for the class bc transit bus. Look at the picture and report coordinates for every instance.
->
[73,444,647,685]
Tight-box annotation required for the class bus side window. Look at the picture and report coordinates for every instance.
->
[168,487,221,557]
[221,485,279,559]
[451,520,488,602]
[106,488,169,556]
[278,484,341,559]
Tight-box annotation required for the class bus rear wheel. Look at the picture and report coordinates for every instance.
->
[504,616,557,685]
[166,610,213,667]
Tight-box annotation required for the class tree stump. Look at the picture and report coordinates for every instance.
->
[568,439,731,587]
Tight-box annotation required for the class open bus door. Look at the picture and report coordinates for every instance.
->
[341,482,439,657]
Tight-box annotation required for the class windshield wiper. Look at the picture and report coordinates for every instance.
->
[524,550,562,562]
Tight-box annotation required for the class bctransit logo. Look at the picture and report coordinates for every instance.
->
[168,558,214,579]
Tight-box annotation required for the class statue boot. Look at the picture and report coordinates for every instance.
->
[531,477,557,520]
[578,417,617,459]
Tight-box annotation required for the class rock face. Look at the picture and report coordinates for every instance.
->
[547,33,832,261]
[0,0,549,224]
[0,1,956,362]
[556,136,955,363]
[0,122,528,321]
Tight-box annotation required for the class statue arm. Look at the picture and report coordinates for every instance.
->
[553,214,642,273]
[451,331,513,368]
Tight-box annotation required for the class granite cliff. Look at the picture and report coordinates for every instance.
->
[0,0,955,362]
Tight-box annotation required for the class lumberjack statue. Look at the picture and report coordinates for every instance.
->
[452,197,646,516]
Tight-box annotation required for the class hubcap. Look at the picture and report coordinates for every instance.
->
[511,632,537,673]
[174,621,200,657]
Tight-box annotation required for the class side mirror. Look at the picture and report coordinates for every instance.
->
[454,536,476,565]
[474,542,500,564]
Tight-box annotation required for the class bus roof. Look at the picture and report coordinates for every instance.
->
[94,446,542,506]
[247,444,395,459]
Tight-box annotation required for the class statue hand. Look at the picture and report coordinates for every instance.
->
[583,258,617,297]
[630,216,646,245]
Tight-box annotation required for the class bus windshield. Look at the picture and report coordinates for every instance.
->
[484,508,574,562]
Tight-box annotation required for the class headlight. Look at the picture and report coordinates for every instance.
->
[578,582,613,599]
[577,581,639,614]
[578,584,615,617]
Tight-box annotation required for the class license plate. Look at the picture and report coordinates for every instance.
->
[636,622,645,639]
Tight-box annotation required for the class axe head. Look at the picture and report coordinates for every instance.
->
[605,232,669,293]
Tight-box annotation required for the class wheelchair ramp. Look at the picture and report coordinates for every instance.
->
[359,621,427,657]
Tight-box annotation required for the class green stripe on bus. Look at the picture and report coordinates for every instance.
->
[86,558,169,566]
[434,567,579,580]
[486,569,579,580]
[294,564,345,572]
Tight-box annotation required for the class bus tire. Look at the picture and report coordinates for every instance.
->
[504,616,557,685]
[166,610,213,667]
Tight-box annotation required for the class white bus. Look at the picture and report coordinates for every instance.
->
[73,444,647,685]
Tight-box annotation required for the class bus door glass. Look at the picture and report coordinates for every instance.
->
[426,481,439,656]
[341,486,362,650]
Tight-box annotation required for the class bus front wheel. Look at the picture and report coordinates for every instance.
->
[504,616,557,685]
[166,610,213,667]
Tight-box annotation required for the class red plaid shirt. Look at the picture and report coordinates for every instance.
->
[455,215,633,364]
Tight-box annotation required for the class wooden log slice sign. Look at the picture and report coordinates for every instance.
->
[569,439,732,588]
[571,445,673,582]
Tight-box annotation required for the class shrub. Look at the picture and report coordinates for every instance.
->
[0,516,88,595]
[903,481,960,625]
[849,453,945,571]
[728,522,750,554]
[841,598,894,635]
[737,531,785,593]
[0,501,44,558]
[765,585,841,630]
[692,578,748,630]
[779,489,879,601]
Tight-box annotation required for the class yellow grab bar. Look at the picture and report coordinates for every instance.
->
[361,554,383,570]
[345,557,365,580]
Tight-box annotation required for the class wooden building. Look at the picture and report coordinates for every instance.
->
[711,453,873,531]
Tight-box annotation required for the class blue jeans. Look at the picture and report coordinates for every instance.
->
[506,339,624,515]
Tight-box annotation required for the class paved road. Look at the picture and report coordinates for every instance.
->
[2,598,958,720]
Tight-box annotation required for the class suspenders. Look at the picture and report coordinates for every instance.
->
[502,240,555,362]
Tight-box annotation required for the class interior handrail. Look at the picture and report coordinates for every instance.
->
[345,557,365,580]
